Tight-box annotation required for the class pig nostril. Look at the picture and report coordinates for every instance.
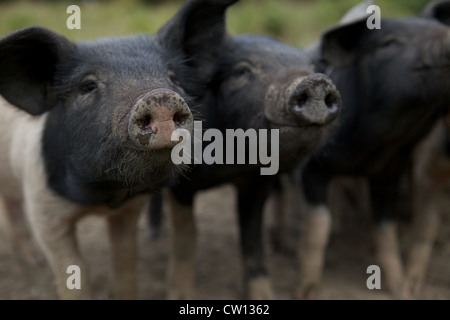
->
[297,93,308,107]
[325,93,338,110]
[144,115,152,129]
[294,93,308,112]
[138,115,152,131]
[173,112,188,128]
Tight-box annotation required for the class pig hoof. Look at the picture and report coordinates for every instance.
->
[13,242,46,267]
[383,276,407,300]
[167,288,195,300]
[247,276,274,300]
[401,277,423,299]
[295,283,319,300]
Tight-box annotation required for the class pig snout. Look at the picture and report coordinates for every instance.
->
[128,89,193,149]
[288,73,341,127]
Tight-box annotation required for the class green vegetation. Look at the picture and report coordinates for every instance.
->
[0,0,434,47]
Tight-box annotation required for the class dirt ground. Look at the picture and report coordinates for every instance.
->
[0,183,449,300]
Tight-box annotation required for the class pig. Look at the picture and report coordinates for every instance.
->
[0,0,236,299]
[294,0,450,299]
[397,0,450,296]
[154,0,342,300]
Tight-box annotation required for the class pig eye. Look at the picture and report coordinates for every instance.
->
[379,37,401,48]
[233,62,252,78]
[80,76,98,94]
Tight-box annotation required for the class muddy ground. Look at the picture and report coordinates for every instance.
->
[0,183,449,300]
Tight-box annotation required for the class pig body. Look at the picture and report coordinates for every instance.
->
[400,0,450,296]
[295,2,450,299]
[0,0,234,299]
[162,29,342,298]
[0,32,192,300]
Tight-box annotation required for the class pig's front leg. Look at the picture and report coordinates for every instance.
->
[147,193,164,239]
[404,193,440,297]
[268,173,300,254]
[369,175,405,298]
[296,165,332,300]
[237,178,274,300]
[2,198,45,266]
[24,189,91,299]
[404,121,448,297]
[166,188,197,300]
[106,196,145,300]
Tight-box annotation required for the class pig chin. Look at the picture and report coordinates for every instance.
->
[109,146,189,190]
[267,120,327,170]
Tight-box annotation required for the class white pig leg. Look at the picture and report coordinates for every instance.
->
[296,204,332,299]
[24,190,91,300]
[2,197,44,265]
[166,188,197,300]
[106,196,145,300]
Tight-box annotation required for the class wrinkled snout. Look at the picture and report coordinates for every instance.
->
[128,89,193,149]
[288,73,341,126]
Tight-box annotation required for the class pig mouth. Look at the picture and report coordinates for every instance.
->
[117,143,191,179]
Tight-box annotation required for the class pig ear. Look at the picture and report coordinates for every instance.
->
[157,0,238,79]
[0,26,74,115]
[320,18,369,68]
[421,0,450,25]
[310,0,373,67]
[338,0,375,25]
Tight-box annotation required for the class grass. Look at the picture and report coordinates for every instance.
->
[0,0,433,48]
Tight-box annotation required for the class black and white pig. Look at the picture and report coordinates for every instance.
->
[153,0,342,299]
[294,1,450,299]
[395,0,450,297]
[0,0,236,299]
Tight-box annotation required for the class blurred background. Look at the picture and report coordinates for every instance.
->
[0,0,434,48]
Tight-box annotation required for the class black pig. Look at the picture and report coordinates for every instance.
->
[155,0,342,299]
[395,0,450,297]
[295,1,450,299]
[0,0,235,299]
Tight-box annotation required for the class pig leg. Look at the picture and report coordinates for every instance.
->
[106,196,145,300]
[404,194,440,297]
[268,175,288,253]
[166,188,197,300]
[296,205,332,300]
[403,121,447,297]
[296,168,331,300]
[369,175,405,297]
[267,177,284,253]
[269,173,300,254]
[237,179,274,300]
[148,193,164,239]
[403,159,444,297]
[24,193,91,299]
[2,198,44,265]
